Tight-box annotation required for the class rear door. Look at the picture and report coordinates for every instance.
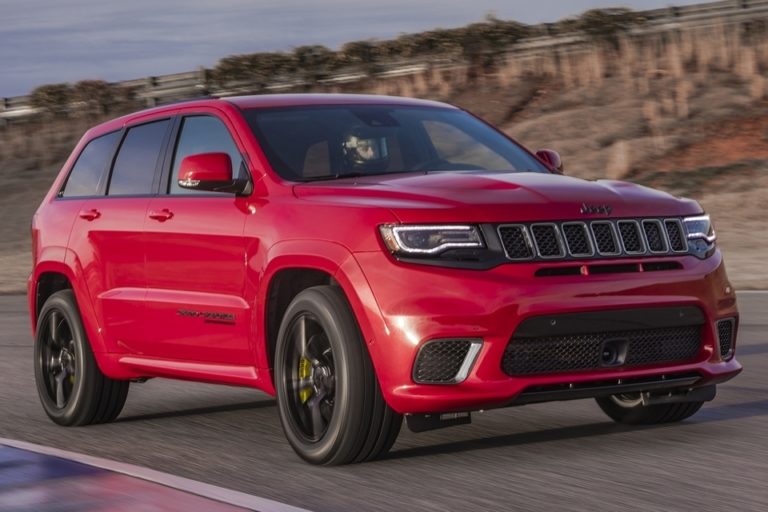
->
[67,118,172,353]
[48,130,121,288]
[142,110,251,364]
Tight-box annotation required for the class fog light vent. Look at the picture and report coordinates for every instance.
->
[717,318,736,359]
[413,339,482,384]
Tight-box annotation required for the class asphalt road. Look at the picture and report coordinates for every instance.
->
[0,293,766,512]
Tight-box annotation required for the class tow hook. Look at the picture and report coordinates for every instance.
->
[641,385,716,406]
[406,412,472,433]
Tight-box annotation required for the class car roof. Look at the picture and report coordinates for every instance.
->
[84,94,457,139]
[223,93,456,110]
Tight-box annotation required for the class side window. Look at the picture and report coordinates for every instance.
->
[60,131,120,197]
[422,120,510,171]
[108,120,170,196]
[169,116,243,195]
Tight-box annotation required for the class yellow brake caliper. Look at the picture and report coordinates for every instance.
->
[298,357,313,404]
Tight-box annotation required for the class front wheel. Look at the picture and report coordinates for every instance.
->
[595,393,704,425]
[274,286,401,465]
[34,290,129,426]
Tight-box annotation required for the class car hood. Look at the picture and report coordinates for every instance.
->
[292,171,702,223]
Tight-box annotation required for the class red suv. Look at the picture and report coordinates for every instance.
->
[29,94,741,465]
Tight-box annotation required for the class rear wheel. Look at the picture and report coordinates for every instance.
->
[275,286,401,465]
[34,290,129,426]
[595,393,704,425]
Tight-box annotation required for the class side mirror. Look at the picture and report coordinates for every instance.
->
[178,152,249,194]
[536,149,564,175]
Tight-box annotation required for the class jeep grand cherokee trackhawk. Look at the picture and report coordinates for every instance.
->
[29,94,741,465]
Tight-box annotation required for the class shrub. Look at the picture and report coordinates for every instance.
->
[568,8,645,46]
[294,45,340,83]
[213,52,296,90]
[72,80,115,115]
[30,83,72,117]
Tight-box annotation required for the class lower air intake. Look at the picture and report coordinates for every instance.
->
[717,318,736,358]
[502,326,701,376]
[413,340,478,384]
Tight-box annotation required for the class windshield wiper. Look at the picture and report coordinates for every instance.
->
[293,172,367,182]
[294,170,425,182]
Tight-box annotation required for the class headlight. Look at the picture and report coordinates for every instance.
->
[683,214,716,243]
[379,225,485,256]
[683,214,716,259]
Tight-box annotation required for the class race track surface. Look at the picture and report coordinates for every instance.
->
[0,293,766,511]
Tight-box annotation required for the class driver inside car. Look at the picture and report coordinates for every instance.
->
[342,127,390,172]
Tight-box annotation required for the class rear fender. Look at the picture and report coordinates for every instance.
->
[30,256,115,374]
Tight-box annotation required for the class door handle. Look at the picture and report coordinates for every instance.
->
[148,208,174,222]
[78,209,101,221]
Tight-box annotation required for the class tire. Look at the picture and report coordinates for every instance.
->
[274,286,402,465]
[34,290,129,426]
[595,393,704,425]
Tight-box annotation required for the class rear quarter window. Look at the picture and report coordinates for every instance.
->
[60,131,120,198]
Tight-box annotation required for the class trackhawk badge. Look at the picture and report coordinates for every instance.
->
[177,309,236,324]
[580,203,613,215]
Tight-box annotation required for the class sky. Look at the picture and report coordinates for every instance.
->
[0,0,706,97]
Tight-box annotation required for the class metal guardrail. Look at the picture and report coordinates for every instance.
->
[1,0,767,121]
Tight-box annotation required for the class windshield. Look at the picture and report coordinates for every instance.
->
[244,105,550,181]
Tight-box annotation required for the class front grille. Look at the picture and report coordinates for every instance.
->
[592,222,619,255]
[717,318,735,358]
[562,223,593,256]
[665,220,687,252]
[498,217,690,261]
[618,221,644,253]
[502,325,701,376]
[643,220,667,252]
[530,224,564,258]
[498,225,534,260]
[413,340,472,384]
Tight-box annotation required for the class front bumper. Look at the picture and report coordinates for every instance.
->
[352,249,742,414]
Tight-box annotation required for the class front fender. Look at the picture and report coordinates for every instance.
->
[251,240,389,387]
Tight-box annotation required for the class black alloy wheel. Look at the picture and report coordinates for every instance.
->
[283,312,336,442]
[34,290,129,426]
[275,286,402,465]
[38,308,77,409]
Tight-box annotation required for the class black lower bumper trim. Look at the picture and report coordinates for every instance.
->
[509,372,702,406]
